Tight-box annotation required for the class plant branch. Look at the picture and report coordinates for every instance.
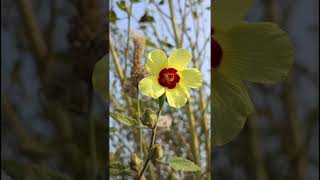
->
[109,34,125,84]
[137,88,143,157]
[16,0,48,67]
[124,1,134,82]
[138,106,163,180]
[199,89,211,179]
[168,0,181,48]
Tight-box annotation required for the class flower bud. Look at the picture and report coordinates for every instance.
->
[149,144,164,161]
[141,108,157,128]
[130,153,142,173]
[169,172,179,180]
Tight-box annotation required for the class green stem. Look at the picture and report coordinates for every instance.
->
[168,0,181,48]
[109,34,125,83]
[199,90,211,179]
[186,103,200,166]
[147,163,157,180]
[137,88,143,157]
[138,106,163,180]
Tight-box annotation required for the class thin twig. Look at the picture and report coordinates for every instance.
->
[16,0,48,66]
[124,1,134,82]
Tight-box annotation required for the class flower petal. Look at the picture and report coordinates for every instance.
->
[212,71,254,145]
[179,68,203,88]
[168,48,192,71]
[146,49,168,75]
[139,76,165,99]
[216,22,294,84]
[213,0,253,31]
[166,84,190,108]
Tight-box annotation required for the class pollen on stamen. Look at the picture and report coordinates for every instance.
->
[212,38,223,69]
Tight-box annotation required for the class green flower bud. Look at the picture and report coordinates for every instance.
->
[149,144,164,161]
[141,108,157,128]
[169,172,179,180]
[130,153,142,173]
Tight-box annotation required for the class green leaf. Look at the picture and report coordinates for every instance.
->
[159,41,173,48]
[139,24,147,30]
[113,147,124,160]
[92,56,107,101]
[2,160,72,180]
[168,157,201,172]
[2,160,26,179]
[110,112,137,126]
[109,127,117,134]
[110,10,118,23]
[158,94,165,109]
[192,11,198,19]
[110,162,126,170]
[159,0,164,5]
[139,12,155,23]
[145,39,157,48]
[109,147,123,162]
[117,1,129,13]
[110,162,134,176]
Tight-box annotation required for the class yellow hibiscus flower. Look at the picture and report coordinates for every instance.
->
[212,0,294,145]
[139,48,203,108]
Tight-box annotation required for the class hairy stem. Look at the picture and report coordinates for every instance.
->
[138,107,163,180]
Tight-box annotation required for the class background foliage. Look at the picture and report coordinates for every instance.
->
[2,0,107,179]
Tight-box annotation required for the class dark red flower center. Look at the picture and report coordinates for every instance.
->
[158,68,180,89]
[212,38,223,69]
